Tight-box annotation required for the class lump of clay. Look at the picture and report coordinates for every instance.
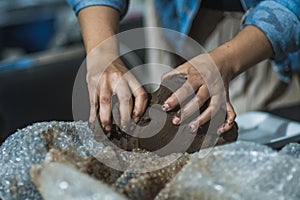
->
[155,141,300,200]
[92,74,238,154]
[30,162,127,200]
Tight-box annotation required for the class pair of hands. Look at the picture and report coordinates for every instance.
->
[79,6,273,137]
[86,52,236,135]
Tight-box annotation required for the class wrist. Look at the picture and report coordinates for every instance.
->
[208,25,273,83]
[208,42,239,83]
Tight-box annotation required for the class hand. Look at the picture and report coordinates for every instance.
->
[78,6,148,131]
[161,54,236,135]
[160,24,274,135]
[86,51,148,131]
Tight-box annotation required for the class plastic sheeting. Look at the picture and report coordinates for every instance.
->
[1,121,300,200]
[156,142,300,200]
[0,121,93,200]
[280,143,300,159]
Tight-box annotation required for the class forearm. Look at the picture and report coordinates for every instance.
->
[209,25,273,81]
[78,6,120,54]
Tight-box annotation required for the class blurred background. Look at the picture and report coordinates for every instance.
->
[0,0,145,143]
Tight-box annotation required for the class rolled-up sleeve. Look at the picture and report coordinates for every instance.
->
[242,0,300,82]
[66,0,128,18]
[243,0,300,60]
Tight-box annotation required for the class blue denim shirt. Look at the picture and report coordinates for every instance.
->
[66,0,300,82]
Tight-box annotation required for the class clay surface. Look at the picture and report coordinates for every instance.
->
[91,75,238,154]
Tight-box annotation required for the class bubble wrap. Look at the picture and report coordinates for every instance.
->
[0,121,98,200]
[280,143,300,159]
[156,141,300,200]
[1,121,300,200]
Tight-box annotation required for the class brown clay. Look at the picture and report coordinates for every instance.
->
[90,75,238,154]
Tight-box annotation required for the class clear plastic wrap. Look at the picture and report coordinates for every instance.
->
[1,121,300,200]
[0,121,95,200]
[156,141,300,200]
[280,143,300,159]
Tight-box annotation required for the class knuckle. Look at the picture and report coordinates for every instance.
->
[195,117,204,126]
[180,111,188,120]
[232,112,237,118]
[138,91,148,99]
[100,97,110,104]
[170,93,179,103]
[90,100,98,107]
[86,75,96,86]
[102,71,109,78]
[230,114,237,122]
[110,71,123,79]
[134,106,144,114]
[195,94,205,104]
[86,72,93,81]
[133,110,142,118]
[161,72,170,80]
[121,94,132,102]
[100,118,110,125]
[207,106,216,115]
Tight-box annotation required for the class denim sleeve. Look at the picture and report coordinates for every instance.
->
[66,0,128,18]
[243,0,300,60]
[242,0,300,82]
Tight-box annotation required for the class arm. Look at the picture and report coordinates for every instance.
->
[78,6,119,53]
[210,25,273,82]
[162,0,300,134]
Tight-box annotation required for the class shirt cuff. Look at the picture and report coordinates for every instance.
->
[242,1,300,62]
[66,0,128,18]
[272,51,300,83]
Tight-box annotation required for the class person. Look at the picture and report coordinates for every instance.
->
[66,0,300,135]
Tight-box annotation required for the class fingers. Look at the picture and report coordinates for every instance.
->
[162,80,198,112]
[217,102,236,135]
[113,78,133,131]
[161,63,188,81]
[188,96,221,133]
[89,70,147,132]
[88,86,99,123]
[132,88,148,123]
[172,85,210,125]
[161,68,182,82]
[125,74,148,123]
[98,81,112,131]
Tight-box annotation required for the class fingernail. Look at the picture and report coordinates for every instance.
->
[189,124,197,133]
[227,121,233,126]
[217,128,224,136]
[172,116,180,125]
[176,110,181,116]
[105,125,111,132]
[132,111,136,117]
[133,117,139,123]
[132,112,139,123]
[162,103,170,111]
